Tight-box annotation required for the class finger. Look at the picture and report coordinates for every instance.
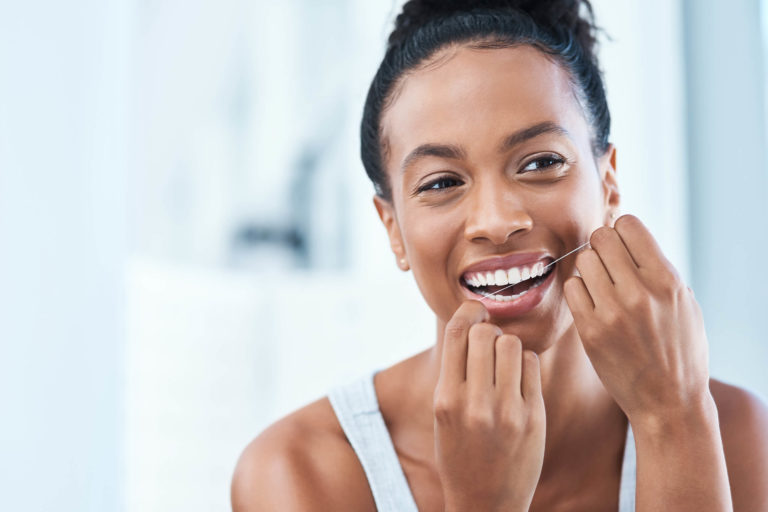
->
[521,350,542,401]
[466,322,501,396]
[441,301,490,387]
[563,276,594,324]
[573,248,615,308]
[589,226,641,288]
[494,334,522,398]
[613,214,672,273]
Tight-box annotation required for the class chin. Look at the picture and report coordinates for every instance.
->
[495,299,572,355]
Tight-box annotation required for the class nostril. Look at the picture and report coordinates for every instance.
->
[463,205,534,244]
[465,224,533,245]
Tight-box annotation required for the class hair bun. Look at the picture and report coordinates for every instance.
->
[389,0,599,59]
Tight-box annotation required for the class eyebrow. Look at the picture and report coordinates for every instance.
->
[400,121,572,174]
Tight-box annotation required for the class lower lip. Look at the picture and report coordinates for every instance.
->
[460,266,557,318]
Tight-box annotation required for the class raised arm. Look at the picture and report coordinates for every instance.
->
[564,215,738,511]
[631,391,731,511]
[631,382,768,511]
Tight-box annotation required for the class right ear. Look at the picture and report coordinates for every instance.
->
[373,195,409,271]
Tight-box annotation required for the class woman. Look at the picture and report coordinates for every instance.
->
[232,1,768,510]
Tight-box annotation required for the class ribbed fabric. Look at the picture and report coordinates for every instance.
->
[328,371,419,511]
[329,370,637,511]
[619,422,637,511]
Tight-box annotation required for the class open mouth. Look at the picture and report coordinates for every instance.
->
[461,260,556,302]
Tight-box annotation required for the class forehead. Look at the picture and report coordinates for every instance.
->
[381,44,588,164]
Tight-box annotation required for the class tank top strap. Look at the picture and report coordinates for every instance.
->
[328,370,419,512]
[618,422,636,511]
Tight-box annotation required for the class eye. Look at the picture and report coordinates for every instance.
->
[521,154,566,173]
[416,176,463,193]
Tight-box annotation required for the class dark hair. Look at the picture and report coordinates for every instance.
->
[360,0,609,200]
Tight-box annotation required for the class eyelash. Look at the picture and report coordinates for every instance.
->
[522,154,566,172]
[417,176,463,193]
[415,154,566,194]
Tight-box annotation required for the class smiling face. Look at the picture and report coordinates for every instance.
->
[374,44,619,352]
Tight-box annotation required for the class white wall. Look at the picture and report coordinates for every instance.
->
[0,1,129,510]
[684,0,768,401]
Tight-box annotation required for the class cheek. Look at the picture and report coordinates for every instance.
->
[401,208,457,274]
[531,170,605,235]
[399,208,464,319]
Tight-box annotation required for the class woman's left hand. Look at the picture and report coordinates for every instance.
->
[563,214,712,428]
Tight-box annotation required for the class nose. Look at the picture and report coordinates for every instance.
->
[464,182,533,245]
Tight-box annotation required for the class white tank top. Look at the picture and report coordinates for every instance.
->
[328,370,636,511]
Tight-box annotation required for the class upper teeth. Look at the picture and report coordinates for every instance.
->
[464,261,548,287]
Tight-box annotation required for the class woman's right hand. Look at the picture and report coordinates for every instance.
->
[433,300,546,512]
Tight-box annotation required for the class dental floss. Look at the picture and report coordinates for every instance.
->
[478,240,592,303]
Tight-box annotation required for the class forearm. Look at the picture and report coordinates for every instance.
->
[632,392,732,512]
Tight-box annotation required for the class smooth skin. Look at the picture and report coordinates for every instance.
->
[232,45,768,511]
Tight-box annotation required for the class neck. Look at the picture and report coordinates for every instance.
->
[533,323,626,473]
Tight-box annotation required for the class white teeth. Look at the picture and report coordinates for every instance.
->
[478,269,550,301]
[464,260,553,289]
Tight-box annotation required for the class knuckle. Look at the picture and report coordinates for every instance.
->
[459,300,489,320]
[499,409,525,432]
[658,275,683,298]
[445,318,471,339]
[579,323,600,344]
[523,350,539,368]
[469,322,502,340]
[564,276,579,291]
[464,408,494,430]
[432,393,457,420]
[626,291,651,313]
[496,334,522,353]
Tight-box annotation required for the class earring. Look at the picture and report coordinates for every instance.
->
[611,211,618,220]
[399,258,409,270]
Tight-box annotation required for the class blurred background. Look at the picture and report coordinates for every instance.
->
[1,0,766,510]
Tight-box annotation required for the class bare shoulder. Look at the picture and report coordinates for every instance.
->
[231,396,376,512]
[709,378,768,511]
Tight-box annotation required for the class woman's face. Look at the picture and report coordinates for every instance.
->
[375,44,618,352]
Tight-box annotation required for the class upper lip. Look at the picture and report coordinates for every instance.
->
[460,252,554,278]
